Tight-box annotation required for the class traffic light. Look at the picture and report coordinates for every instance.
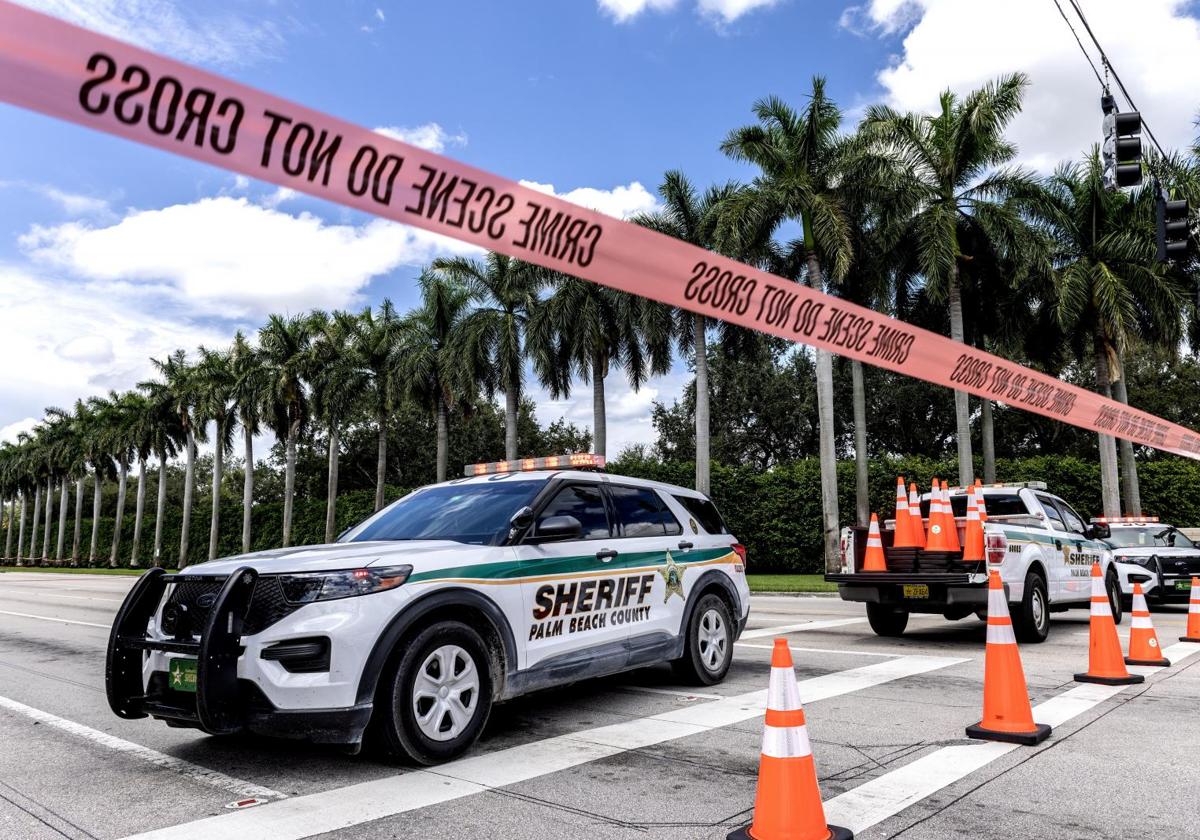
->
[1101,94,1142,189]
[1156,190,1190,262]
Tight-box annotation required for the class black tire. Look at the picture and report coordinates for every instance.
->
[866,603,909,637]
[1107,571,1124,625]
[671,593,734,685]
[1012,571,1050,644]
[380,621,493,766]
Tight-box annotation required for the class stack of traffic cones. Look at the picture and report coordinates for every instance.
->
[1125,583,1170,667]
[966,571,1051,745]
[907,483,926,549]
[941,481,961,552]
[728,639,853,840]
[862,513,887,572]
[1181,577,1200,643]
[893,477,917,548]
[1075,562,1144,685]
[926,479,947,550]
[963,486,985,563]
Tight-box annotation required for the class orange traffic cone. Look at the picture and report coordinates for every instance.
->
[966,571,1052,745]
[963,486,985,563]
[728,639,853,840]
[907,483,926,549]
[1180,577,1200,642]
[925,479,946,550]
[1075,562,1144,686]
[893,477,916,548]
[1125,583,1170,667]
[976,486,988,523]
[862,513,887,572]
[941,481,961,552]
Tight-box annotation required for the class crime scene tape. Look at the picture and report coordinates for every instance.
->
[1,1,1197,460]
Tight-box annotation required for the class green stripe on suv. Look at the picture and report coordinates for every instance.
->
[407,547,731,585]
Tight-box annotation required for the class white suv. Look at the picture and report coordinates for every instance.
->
[106,456,749,764]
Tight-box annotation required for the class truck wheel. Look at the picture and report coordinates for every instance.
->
[1107,572,1124,625]
[866,603,909,637]
[1012,571,1049,644]
[671,593,734,685]
[381,621,493,765]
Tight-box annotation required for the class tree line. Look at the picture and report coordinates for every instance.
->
[2,72,1199,568]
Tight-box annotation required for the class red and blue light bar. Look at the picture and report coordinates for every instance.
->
[464,453,606,477]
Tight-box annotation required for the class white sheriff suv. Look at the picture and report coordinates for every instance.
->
[106,455,749,764]
[1101,516,1200,606]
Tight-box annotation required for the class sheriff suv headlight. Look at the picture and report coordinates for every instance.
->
[1116,555,1157,570]
[278,566,413,604]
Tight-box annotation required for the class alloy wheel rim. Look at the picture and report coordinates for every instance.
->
[698,608,727,672]
[412,644,479,742]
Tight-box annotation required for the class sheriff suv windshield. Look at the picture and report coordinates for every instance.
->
[1107,526,1195,550]
[341,479,544,545]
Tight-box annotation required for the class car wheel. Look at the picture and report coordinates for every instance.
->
[382,621,493,765]
[1107,572,1124,625]
[866,603,909,637]
[671,594,734,686]
[1012,571,1049,644]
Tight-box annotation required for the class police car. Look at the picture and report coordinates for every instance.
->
[1101,516,1200,606]
[105,454,749,764]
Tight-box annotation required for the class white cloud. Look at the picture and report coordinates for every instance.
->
[262,187,298,208]
[56,335,115,364]
[598,0,680,22]
[697,0,782,24]
[850,0,1200,171]
[15,0,284,68]
[1,417,39,446]
[17,196,482,321]
[518,180,660,219]
[0,181,112,217]
[376,8,386,22]
[374,124,468,154]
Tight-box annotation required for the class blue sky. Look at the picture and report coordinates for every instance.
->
[4,0,1200,455]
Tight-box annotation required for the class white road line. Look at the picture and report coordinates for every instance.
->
[736,642,901,658]
[119,653,967,840]
[0,592,125,604]
[0,609,109,629]
[617,685,725,700]
[739,618,868,638]
[823,641,1200,834]
[0,695,285,802]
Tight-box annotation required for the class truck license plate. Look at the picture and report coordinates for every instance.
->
[168,658,198,693]
[902,584,929,599]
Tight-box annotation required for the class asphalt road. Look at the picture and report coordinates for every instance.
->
[1,570,1197,839]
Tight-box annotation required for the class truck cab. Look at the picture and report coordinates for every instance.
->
[828,482,1123,643]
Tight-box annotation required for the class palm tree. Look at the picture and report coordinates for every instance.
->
[230,331,265,553]
[530,276,670,458]
[862,73,1040,486]
[151,350,203,567]
[19,432,42,565]
[720,80,855,564]
[89,391,137,568]
[397,273,476,482]
[634,172,744,495]
[350,301,403,511]
[126,392,158,567]
[259,314,316,547]
[43,406,86,565]
[1027,151,1184,514]
[194,347,237,561]
[433,254,546,462]
[311,311,368,541]
[138,377,184,566]
[0,444,15,561]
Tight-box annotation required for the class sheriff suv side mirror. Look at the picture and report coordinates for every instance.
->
[528,515,583,544]
[1087,522,1110,541]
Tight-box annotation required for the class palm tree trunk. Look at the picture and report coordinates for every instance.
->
[41,477,53,563]
[436,399,449,483]
[3,497,12,561]
[130,458,146,567]
[153,450,167,564]
[806,253,840,571]
[1093,332,1121,516]
[179,428,195,568]
[109,458,129,567]
[208,424,224,561]
[374,412,387,512]
[28,483,41,565]
[1112,368,1141,516]
[242,426,254,553]
[947,263,975,487]
[16,493,26,566]
[592,353,607,458]
[850,360,869,527]
[324,424,340,543]
[504,386,519,462]
[282,418,298,547]
[55,478,68,564]
[693,313,710,496]
[980,398,997,484]
[89,469,102,564]
[72,477,84,564]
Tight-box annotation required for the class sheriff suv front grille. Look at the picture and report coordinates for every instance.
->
[160,575,300,639]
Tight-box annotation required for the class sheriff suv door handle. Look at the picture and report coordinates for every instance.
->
[596,549,618,562]
[678,541,694,551]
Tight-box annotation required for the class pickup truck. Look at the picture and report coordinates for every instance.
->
[826,482,1122,643]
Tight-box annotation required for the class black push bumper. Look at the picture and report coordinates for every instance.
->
[105,567,371,746]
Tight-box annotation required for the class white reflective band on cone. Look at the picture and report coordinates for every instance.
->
[987,588,1008,616]
[1091,600,1112,617]
[986,622,1017,645]
[1091,576,1106,598]
[1190,600,1200,613]
[767,667,801,710]
[867,537,883,548]
[761,724,812,759]
[1133,594,1149,613]
[1132,615,1154,629]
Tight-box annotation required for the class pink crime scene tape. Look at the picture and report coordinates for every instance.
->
[1,0,1197,459]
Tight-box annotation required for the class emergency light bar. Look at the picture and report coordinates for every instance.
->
[947,481,1048,492]
[464,453,606,477]
[1091,515,1160,525]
